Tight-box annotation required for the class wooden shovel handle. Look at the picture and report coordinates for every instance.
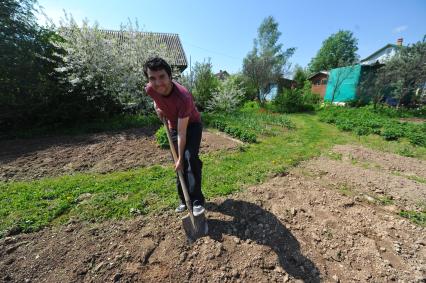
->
[162,120,195,219]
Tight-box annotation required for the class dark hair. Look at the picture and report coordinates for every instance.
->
[143,57,172,78]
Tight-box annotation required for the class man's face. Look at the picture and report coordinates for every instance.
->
[147,68,172,96]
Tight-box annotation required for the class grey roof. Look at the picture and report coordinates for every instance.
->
[360,44,400,62]
[100,30,188,70]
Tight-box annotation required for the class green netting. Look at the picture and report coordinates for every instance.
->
[324,64,361,102]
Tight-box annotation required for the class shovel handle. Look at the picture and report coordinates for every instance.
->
[162,120,196,223]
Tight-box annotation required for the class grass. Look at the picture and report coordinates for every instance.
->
[1,109,426,237]
[399,210,426,226]
[338,185,354,196]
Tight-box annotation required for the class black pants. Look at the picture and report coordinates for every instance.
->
[171,122,205,206]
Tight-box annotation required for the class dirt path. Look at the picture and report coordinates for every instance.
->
[1,145,425,282]
[0,129,240,182]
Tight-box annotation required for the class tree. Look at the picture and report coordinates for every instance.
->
[308,30,359,74]
[52,14,171,116]
[192,59,219,110]
[0,0,64,130]
[292,65,307,88]
[206,75,245,113]
[380,37,426,107]
[358,36,426,108]
[243,16,295,103]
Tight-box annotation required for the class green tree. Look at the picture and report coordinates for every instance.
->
[0,0,64,130]
[380,37,426,107]
[308,30,359,74]
[358,36,426,108]
[243,16,295,103]
[192,59,219,110]
[293,65,307,88]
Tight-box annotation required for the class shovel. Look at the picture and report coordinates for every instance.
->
[162,120,208,242]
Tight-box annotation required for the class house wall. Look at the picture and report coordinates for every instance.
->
[361,47,397,65]
[309,74,328,98]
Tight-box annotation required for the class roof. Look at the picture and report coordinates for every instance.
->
[360,44,400,62]
[308,71,329,80]
[99,30,188,70]
[215,70,230,80]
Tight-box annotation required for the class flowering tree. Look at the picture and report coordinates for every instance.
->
[52,14,171,113]
[206,76,245,113]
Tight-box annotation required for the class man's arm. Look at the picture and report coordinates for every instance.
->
[175,116,189,171]
[153,102,166,120]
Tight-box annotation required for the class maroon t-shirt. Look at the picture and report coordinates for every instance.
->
[145,81,201,129]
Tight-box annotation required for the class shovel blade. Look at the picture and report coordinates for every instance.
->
[182,212,208,243]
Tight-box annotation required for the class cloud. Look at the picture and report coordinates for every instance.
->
[392,25,408,34]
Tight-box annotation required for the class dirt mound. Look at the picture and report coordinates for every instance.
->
[0,129,240,182]
[1,145,425,282]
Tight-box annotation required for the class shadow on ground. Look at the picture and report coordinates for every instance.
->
[207,199,321,282]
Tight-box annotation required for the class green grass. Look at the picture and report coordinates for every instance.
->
[1,110,426,237]
[399,210,426,226]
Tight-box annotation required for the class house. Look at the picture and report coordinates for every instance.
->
[308,71,329,98]
[215,70,230,81]
[360,38,403,66]
[323,38,405,103]
[99,30,188,73]
[264,77,297,101]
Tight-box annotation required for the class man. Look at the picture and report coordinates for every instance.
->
[143,57,205,216]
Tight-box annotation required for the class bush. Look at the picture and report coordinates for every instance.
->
[192,59,219,110]
[381,126,404,141]
[274,89,305,113]
[155,126,169,149]
[206,76,245,113]
[318,105,425,147]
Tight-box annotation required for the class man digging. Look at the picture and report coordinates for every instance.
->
[143,57,206,219]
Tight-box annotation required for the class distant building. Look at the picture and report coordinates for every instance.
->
[264,78,297,101]
[360,38,403,66]
[308,71,329,98]
[215,70,230,81]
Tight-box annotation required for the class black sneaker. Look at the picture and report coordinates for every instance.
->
[175,203,186,213]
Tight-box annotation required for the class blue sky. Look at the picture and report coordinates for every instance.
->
[36,0,426,76]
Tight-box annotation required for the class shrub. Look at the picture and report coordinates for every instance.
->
[192,59,219,110]
[381,126,404,141]
[274,89,304,113]
[155,126,169,149]
[206,76,245,113]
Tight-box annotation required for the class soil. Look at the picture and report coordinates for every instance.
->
[0,128,241,182]
[1,138,425,282]
[399,117,426,124]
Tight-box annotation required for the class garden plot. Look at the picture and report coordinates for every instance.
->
[1,145,425,282]
[0,128,240,182]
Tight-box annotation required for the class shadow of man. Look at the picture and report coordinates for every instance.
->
[206,199,320,282]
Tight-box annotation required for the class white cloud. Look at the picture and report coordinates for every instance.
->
[392,25,408,34]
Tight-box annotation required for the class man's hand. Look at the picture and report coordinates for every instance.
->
[175,158,183,172]
[156,108,166,121]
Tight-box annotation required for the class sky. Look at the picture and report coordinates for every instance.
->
[36,0,426,76]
